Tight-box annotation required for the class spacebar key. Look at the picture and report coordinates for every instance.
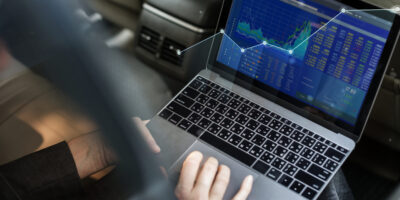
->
[200,132,256,166]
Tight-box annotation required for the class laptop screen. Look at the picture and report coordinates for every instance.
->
[215,0,396,129]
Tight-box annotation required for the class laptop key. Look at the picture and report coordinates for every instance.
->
[279,125,294,136]
[238,104,252,114]
[228,135,242,146]
[196,94,209,104]
[210,113,224,124]
[289,141,304,153]
[249,146,264,157]
[253,161,270,174]
[198,118,212,129]
[301,136,316,148]
[182,87,200,99]
[188,113,202,123]
[189,79,203,89]
[271,157,286,169]
[278,174,294,187]
[285,152,299,164]
[290,130,305,142]
[283,163,299,176]
[190,103,205,113]
[262,140,277,152]
[324,159,339,172]
[175,94,195,108]
[168,114,182,125]
[313,142,328,154]
[302,187,317,200]
[273,146,288,157]
[325,148,345,162]
[311,153,326,166]
[217,129,232,140]
[238,140,253,152]
[220,118,234,129]
[187,125,204,137]
[240,129,255,140]
[178,120,192,130]
[256,125,271,136]
[336,146,349,154]
[308,164,331,181]
[266,130,281,142]
[269,112,281,120]
[217,94,231,104]
[248,109,262,120]
[231,123,245,134]
[159,109,173,119]
[252,134,266,146]
[200,132,256,166]
[267,168,282,181]
[261,152,275,163]
[206,99,219,109]
[208,89,221,99]
[226,109,239,120]
[200,107,214,118]
[268,119,283,130]
[199,85,212,94]
[295,170,324,191]
[278,136,293,147]
[300,148,315,159]
[296,158,311,170]
[258,114,272,125]
[208,123,222,135]
[236,114,250,125]
[168,102,192,118]
[291,123,302,131]
[246,119,260,130]
[215,104,229,114]
[290,181,305,194]
[227,99,241,109]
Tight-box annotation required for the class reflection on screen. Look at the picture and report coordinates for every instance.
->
[217,0,394,126]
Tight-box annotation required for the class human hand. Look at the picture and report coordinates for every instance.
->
[132,117,160,153]
[175,151,253,200]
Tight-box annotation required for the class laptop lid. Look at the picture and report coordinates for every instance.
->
[206,0,400,142]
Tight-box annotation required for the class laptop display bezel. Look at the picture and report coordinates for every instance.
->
[208,0,400,141]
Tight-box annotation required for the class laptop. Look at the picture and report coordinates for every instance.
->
[147,0,400,199]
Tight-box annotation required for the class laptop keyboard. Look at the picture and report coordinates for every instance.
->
[159,76,349,200]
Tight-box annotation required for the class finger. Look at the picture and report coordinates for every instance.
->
[193,157,219,194]
[143,119,150,125]
[232,175,254,200]
[209,165,231,200]
[132,117,161,153]
[176,151,203,195]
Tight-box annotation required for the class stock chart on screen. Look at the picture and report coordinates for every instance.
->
[216,0,393,125]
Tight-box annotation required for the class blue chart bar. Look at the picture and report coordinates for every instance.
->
[216,0,392,125]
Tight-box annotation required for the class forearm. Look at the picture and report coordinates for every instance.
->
[68,133,115,179]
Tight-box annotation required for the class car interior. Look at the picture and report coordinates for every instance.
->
[0,0,399,199]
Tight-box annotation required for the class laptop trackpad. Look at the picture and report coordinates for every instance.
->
[168,141,258,200]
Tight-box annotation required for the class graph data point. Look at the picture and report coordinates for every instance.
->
[241,48,246,53]
[262,41,268,45]
[341,8,346,13]
[176,50,182,56]
[220,29,225,34]
[288,50,294,55]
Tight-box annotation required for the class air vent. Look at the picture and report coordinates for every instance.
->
[138,26,160,54]
[161,38,185,66]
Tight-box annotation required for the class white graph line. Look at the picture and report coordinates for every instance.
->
[177,8,398,56]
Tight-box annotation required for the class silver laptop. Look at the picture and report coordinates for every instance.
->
[147,0,400,199]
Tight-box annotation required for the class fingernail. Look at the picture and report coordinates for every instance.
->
[154,145,161,153]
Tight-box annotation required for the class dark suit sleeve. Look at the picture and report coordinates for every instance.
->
[0,142,84,200]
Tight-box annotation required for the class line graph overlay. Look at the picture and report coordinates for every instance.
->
[177,8,398,56]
